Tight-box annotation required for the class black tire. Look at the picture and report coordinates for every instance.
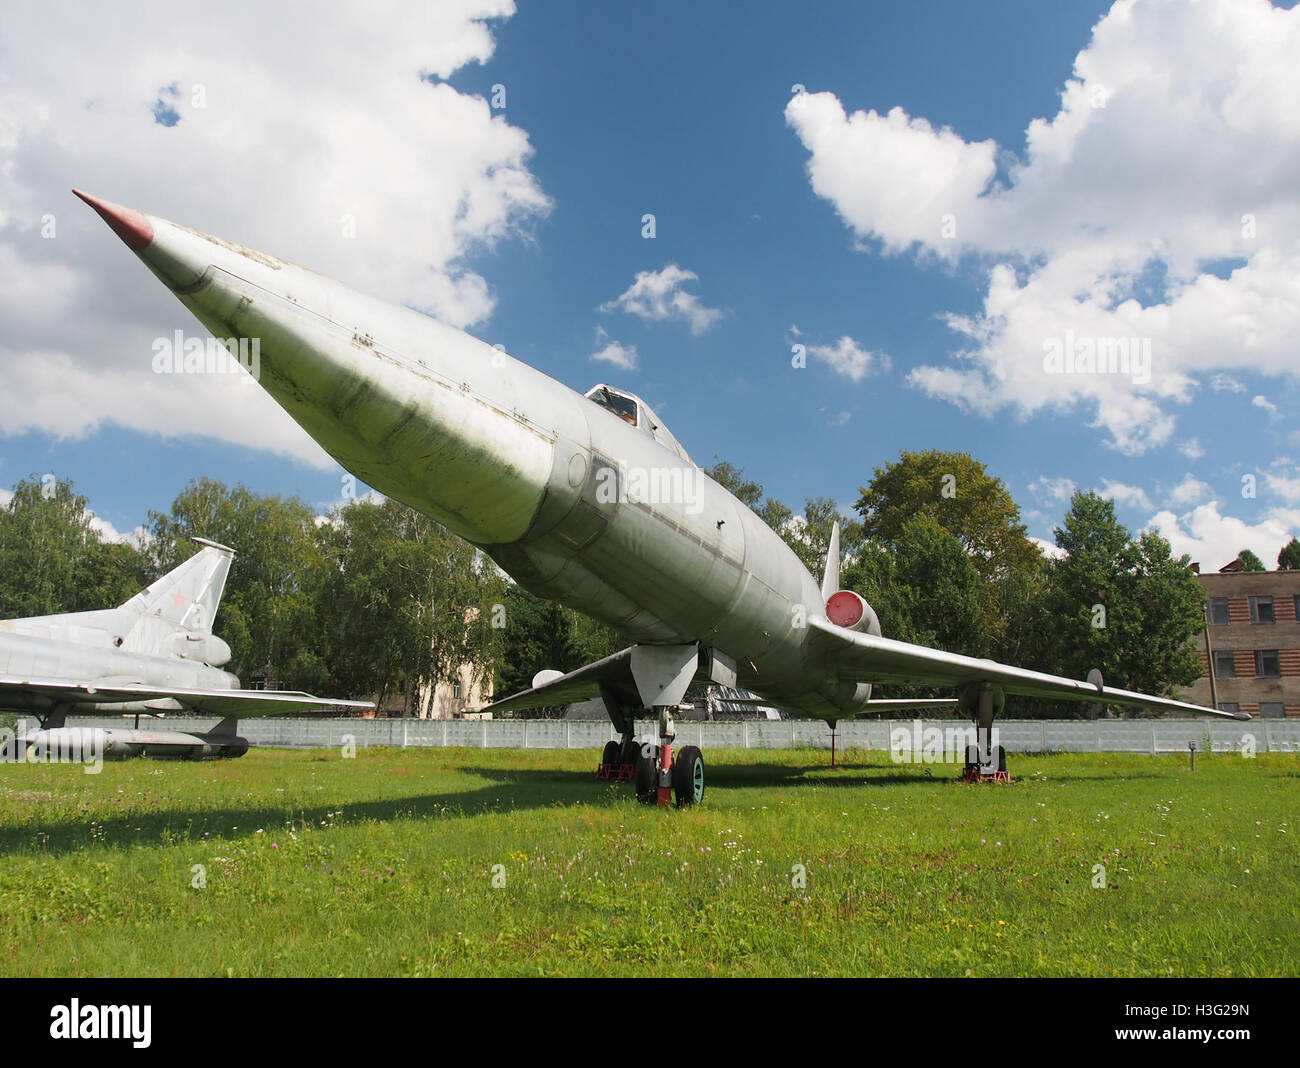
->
[619,738,641,767]
[672,745,705,808]
[601,740,621,768]
[994,744,1007,773]
[635,748,658,803]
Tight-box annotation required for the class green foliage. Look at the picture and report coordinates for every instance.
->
[705,459,861,580]
[855,450,1042,647]
[0,475,147,618]
[146,478,329,690]
[1278,538,1300,571]
[1031,492,1206,713]
[494,583,622,711]
[889,515,985,657]
[705,460,763,510]
[840,518,983,697]
[1237,548,1266,572]
[317,497,508,714]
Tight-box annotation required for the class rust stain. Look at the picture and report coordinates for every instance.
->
[173,221,284,270]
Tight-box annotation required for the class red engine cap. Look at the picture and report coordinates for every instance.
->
[826,590,864,628]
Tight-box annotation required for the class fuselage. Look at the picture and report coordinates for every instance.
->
[0,631,240,714]
[87,201,866,721]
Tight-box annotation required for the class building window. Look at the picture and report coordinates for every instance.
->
[1260,702,1285,719]
[1294,595,1300,622]
[1208,598,1229,625]
[453,681,462,700]
[1218,702,1240,717]
[1255,650,1281,677]
[1212,651,1236,678]
[1250,596,1275,623]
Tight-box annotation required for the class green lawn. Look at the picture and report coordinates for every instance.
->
[1,745,1296,976]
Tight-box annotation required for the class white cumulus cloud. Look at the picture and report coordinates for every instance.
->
[0,1,549,468]
[806,336,887,382]
[1165,474,1212,509]
[1096,480,1153,511]
[600,264,724,335]
[786,0,1300,454]
[590,327,639,371]
[1145,500,1299,573]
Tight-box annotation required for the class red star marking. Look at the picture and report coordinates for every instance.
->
[171,590,186,611]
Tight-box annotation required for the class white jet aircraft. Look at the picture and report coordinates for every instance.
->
[0,538,371,758]
[74,191,1243,800]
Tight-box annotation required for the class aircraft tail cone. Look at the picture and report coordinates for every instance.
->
[73,189,154,251]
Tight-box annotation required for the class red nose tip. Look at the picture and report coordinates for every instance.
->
[72,189,154,251]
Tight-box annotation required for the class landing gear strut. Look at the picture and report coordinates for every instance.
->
[594,644,724,807]
[961,683,1012,783]
[596,705,705,807]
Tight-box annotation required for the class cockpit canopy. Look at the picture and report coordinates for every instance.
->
[585,384,693,465]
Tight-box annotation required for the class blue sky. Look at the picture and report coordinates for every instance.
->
[2,0,1297,571]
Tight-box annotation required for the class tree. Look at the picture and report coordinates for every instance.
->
[0,475,148,618]
[855,450,1042,649]
[1033,491,1205,715]
[705,460,764,510]
[705,460,861,581]
[889,515,985,657]
[1238,548,1266,572]
[147,478,330,690]
[318,497,507,715]
[1279,538,1300,571]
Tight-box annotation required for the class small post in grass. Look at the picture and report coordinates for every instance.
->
[1189,740,1196,772]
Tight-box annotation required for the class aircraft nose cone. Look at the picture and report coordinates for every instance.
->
[73,189,154,251]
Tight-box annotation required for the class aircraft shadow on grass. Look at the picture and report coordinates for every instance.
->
[0,758,942,857]
[0,759,1169,857]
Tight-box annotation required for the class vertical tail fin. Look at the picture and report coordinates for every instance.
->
[206,716,240,737]
[821,521,841,601]
[118,539,234,653]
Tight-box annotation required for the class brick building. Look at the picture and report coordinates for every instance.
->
[1176,561,1300,718]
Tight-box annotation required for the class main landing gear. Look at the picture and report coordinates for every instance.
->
[960,682,1013,784]
[595,706,705,808]
[594,643,732,808]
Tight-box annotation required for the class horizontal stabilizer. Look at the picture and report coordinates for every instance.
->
[481,648,636,715]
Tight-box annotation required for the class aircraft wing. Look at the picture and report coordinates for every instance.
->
[859,698,960,713]
[480,648,637,715]
[712,693,957,713]
[807,616,1249,720]
[0,675,373,717]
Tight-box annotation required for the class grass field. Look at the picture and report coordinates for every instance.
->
[1,745,1296,977]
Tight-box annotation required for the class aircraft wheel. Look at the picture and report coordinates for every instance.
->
[619,738,641,767]
[601,740,621,768]
[673,745,705,808]
[634,748,658,803]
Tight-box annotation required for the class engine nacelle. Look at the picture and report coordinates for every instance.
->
[824,591,881,636]
[170,632,233,667]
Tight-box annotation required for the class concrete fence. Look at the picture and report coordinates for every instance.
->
[59,715,1300,754]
